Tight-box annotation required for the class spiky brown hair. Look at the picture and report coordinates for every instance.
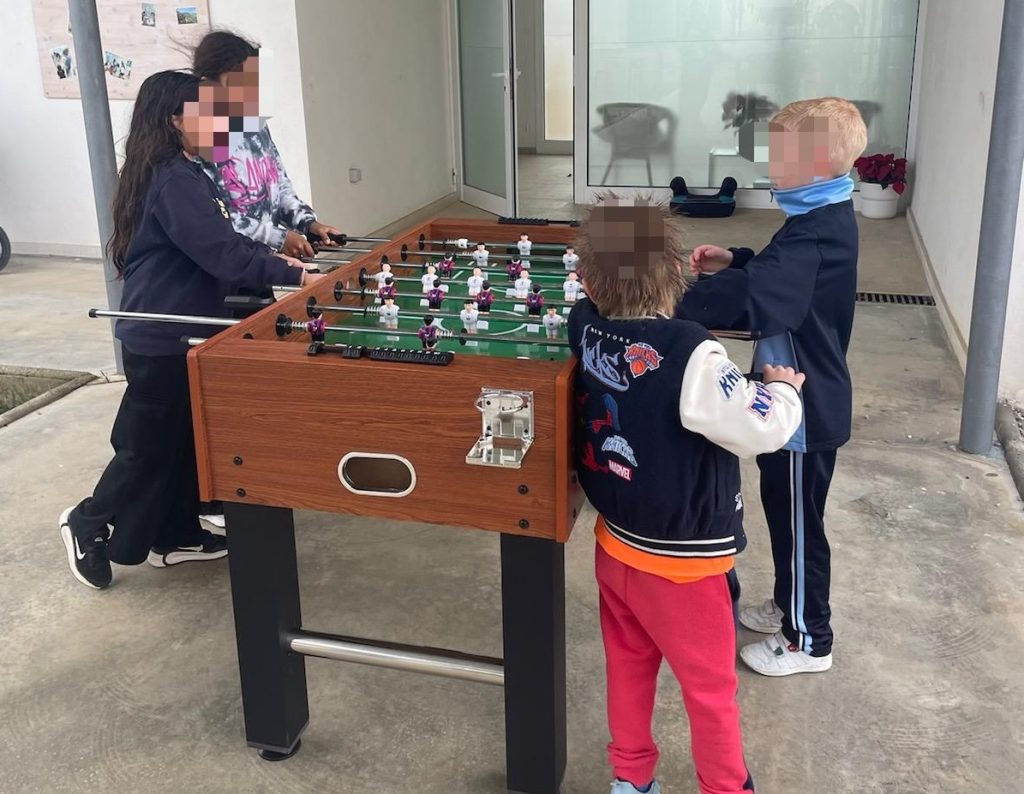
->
[573,195,687,317]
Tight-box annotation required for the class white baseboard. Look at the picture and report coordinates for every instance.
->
[906,208,968,370]
[12,241,103,259]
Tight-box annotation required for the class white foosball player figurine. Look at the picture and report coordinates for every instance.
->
[376,259,393,287]
[467,267,485,297]
[563,270,583,302]
[378,298,400,330]
[563,245,579,271]
[471,242,489,266]
[542,307,564,339]
[460,301,480,333]
[514,274,532,300]
[421,264,438,293]
[517,233,532,269]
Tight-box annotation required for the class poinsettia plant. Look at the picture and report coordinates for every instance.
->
[854,153,908,195]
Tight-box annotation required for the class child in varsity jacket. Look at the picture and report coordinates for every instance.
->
[569,199,805,794]
[677,97,868,677]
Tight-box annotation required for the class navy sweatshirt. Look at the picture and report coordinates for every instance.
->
[675,200,858,452]
[115,156,303,355]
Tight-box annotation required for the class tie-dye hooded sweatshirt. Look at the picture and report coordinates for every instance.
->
[200,124,316,251]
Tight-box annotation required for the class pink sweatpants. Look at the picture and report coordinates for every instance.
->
[596,544,752,794]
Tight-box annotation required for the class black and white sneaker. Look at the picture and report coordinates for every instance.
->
[59,506,112,589]
[147,530,228,568]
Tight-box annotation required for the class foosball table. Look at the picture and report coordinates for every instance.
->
[191,217,586,794]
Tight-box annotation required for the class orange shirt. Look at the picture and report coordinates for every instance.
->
[595,516,734,584]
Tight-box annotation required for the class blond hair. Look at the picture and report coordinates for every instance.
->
[771,97,868,175]
[574,196,686,318]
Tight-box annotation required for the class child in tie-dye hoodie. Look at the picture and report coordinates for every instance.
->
[192,31,339,259]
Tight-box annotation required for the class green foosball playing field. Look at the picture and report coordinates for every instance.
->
[313,256,580,361]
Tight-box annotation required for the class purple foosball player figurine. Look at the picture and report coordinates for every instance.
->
[476,280,495,314]
[526,284,544,316]
[438,252,455,278]
[505,258,522,282]
[418,315,439,349]
[378,277,397,301]
[306,312,327,343]
[426,280,446,311]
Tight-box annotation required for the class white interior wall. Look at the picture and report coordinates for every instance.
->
[906,1,1024,397]
[0,0,307,257]
[294,0,455,235]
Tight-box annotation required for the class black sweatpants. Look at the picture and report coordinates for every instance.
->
[756,449,838,657]
[69,349,204,565]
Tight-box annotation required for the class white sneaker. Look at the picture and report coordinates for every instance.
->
[199,513,226,530]
[611,780,661,794]
[738,598,784,634]
[740,631,832,677]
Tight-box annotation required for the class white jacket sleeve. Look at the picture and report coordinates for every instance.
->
[679,339,803,459]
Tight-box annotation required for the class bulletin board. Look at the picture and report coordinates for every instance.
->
[32,0,211,99]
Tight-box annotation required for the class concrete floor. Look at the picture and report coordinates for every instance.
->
[519,154,577,220]
[1,210,1022,793]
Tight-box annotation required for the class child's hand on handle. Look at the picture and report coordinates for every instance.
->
[763,364,806,392]
[308,221,341,246]
[282,229,315,259]
[275,252,309,269]
[301,271,326,286]
[689,244,733,275]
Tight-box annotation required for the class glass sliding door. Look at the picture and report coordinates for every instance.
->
[458,0,517,214]
[585,0,920,190]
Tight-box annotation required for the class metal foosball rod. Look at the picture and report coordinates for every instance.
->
[89,308,241,327]
[307,298,538,324]
[275,313,571,349]
[411,232,572,253]
[356,268,565,291]
[400,247,567,266]
[331,284,583,310]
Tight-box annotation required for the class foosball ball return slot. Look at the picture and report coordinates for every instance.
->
[467,389,534,469]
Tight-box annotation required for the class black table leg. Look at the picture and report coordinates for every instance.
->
[500,534,567,794]
[224,502,308,760]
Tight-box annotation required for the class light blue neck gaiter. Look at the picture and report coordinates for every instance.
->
[771,174,855,217]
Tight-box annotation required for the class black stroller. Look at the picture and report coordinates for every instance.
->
[0,224,9,273]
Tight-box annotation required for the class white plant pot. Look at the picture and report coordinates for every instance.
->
[859,182,900,219]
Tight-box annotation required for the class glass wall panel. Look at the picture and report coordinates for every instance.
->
[460,0,508,197]
[588,0,920,188]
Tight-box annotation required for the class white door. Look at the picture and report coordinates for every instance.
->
[455,0,517,216]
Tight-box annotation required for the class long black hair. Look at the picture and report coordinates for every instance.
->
[192,30,259,81]
[108,70,199,274]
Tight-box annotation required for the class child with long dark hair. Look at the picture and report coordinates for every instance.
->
[59,71,318,589]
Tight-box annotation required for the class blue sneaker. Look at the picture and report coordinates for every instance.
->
[611,780,661,794]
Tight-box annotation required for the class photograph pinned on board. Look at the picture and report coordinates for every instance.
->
[49,46,75,80]
[141,3,156,27]
[104,51,134,80]
[175,6,198,24]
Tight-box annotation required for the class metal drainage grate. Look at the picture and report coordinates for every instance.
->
[856,291,936,306]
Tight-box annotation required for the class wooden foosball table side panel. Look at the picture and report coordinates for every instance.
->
[189,340,580,541]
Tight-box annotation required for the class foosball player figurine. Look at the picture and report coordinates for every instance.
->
[306,310,327,343]
[515,272,533,300]
[506,257,523,282]
[426,279,446,311]
[476,280,495,314]
[376,257,393,286]
[526,284,544,316]
[563,244,579,271]
[378,276,397,302]
[517,233,532,258]
[563,270,583,302]
[378,297,400,330]
[418,315,439,350]
[460,300,480,333]
[467,266,485,297]
[542,306,564,339]
[471,242,489,266]
[438,251,455,278]
[421,264,438,293]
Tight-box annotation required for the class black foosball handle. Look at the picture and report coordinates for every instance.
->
[498,216,581,227]
[305,231,349,246]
